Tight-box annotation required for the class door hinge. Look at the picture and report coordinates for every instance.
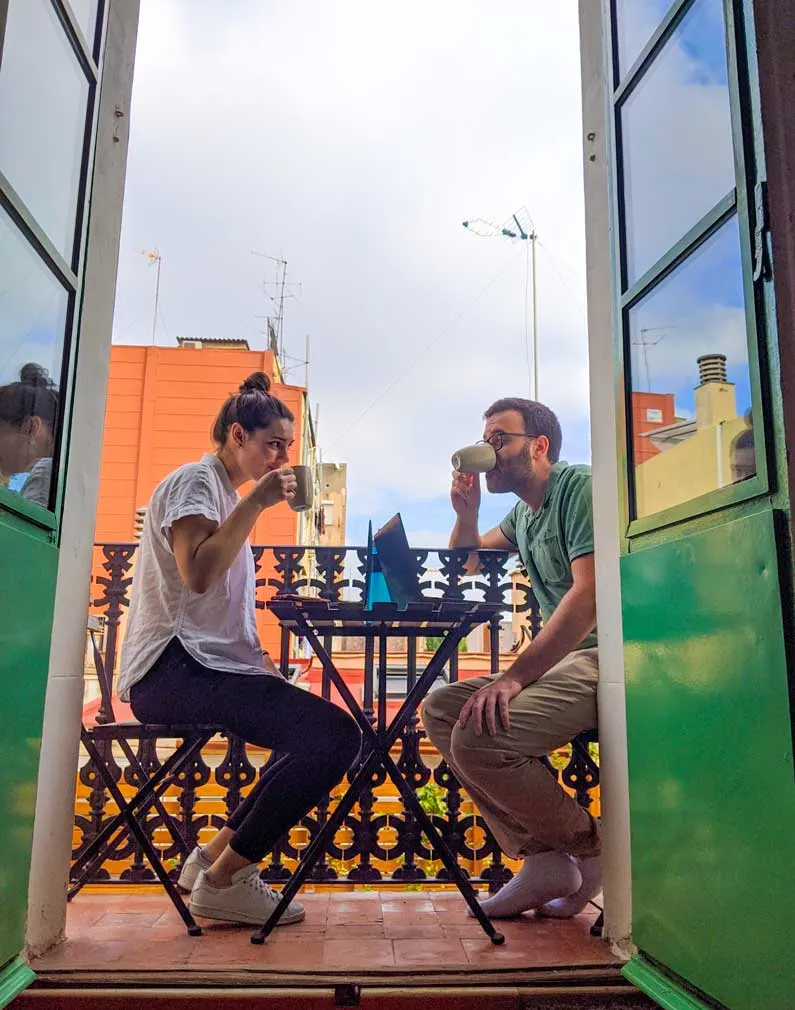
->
[753,179,771,282]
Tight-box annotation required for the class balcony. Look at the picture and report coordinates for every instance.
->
[30,543,629,1003]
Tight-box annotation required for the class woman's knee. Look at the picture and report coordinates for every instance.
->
[326,708,362,768]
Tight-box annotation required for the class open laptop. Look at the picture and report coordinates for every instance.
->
[371,513,422,609]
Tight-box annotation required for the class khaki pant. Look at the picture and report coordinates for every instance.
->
[420,649,600,859]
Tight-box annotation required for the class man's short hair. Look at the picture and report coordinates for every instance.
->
[484,398,563,463]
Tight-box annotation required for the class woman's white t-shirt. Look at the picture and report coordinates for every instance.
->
[117,453,271,702]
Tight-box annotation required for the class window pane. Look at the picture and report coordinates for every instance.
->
[620,0,735,284]
[67,0,100,51]
[614,0,673,77]
[628,214,755,519]
[0,210,68,511]
[0,0,90,261]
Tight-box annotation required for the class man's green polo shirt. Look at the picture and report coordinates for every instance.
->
[499,462,597,650]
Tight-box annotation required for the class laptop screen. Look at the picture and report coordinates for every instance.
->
[373,513,421,608]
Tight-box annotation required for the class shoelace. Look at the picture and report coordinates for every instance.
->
[244,871,279,902]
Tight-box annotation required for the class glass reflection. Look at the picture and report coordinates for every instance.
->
[0,0,90,260]
[0,365,60,508]
[0,208,69,511]
[67,0,100,49]
[628,214,755,519]
[614,0,672,76]
[621,0,734,283]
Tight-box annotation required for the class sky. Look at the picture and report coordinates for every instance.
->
[109,0,591,547]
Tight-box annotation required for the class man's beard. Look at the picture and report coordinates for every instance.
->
[485,447,534,495]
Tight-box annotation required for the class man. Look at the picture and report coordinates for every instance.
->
[421,397,600,919]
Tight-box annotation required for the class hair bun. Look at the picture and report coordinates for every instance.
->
[20,362,52,387]
[240,371,271,395]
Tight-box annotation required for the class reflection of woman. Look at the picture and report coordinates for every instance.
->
[0,363,59,507]
[117,372,361,927]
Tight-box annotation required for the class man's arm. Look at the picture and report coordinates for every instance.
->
[458,554,596,735]
[450,516,515,551]
[505,554,596,686]
[449,471,516,570]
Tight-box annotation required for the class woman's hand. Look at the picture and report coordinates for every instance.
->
[458,672,524,736]
[250,466,297,509]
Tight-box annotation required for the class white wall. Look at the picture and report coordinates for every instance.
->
[578,0,634,955]
[25,0,141,957]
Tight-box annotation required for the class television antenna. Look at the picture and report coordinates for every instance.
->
[463,207,539,399]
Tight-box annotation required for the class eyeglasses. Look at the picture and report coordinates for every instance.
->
[479,432,536,452]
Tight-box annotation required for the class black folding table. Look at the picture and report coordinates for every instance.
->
[251,595,506,945]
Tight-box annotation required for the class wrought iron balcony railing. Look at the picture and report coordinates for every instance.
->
[73,543,599,890]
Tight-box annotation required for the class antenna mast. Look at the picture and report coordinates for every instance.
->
[462,207,539,399]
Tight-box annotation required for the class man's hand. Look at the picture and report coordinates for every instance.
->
[250,466,297,509]
[451,472,481,517]
[458,672,524,736]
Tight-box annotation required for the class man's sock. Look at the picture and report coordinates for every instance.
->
[469,851,582,919]
[536,855,602,919]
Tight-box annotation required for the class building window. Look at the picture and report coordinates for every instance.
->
[609,0,761,526]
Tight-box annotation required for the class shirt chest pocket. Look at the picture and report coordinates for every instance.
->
[530,533,569,585]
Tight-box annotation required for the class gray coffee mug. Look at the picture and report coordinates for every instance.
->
[289,465,314,512]
[451,443,497,474]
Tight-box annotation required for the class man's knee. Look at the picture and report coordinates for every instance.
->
[421,683,464,741]
[449,720,517,775]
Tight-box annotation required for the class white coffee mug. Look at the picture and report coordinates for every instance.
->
[451,443,497,474]
[289,465,314,512]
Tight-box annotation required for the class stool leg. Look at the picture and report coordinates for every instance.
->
[78,733,205,936]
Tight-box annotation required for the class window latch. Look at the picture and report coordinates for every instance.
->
[753,180,771,283]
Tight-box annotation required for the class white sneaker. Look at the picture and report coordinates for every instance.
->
[189,866,306,926]
[177,846,213,892]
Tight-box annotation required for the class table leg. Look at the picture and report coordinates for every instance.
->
[250,750,380,944]
[382,751,504,945]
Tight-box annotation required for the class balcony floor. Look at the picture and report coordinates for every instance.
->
[29,889,618,985]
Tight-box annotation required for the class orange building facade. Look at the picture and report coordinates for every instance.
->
[93,341,315,656]
[630,390,676,464]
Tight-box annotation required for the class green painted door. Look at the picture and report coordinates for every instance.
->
[603,1,795,1008]
[0,1,107,1004]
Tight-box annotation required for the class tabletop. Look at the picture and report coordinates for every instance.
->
[267,595,504,637]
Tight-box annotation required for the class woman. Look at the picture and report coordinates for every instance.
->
[0,363,59,508]
[117,372,361,926]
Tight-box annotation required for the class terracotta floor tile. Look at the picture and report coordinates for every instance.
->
[324,921,386,938]
[326,899,383,926]
[36,890,616,975]
[441,920,497,938]
[29,938,129,970]
[95,910,167,929]
[321,938,395,968]
[392,937,468,967]
[189,936,327,970]
[380,898,436,914]
[112,935,200,969]
[383,920,446,939]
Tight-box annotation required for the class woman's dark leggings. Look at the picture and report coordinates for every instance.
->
[130,638,361,862]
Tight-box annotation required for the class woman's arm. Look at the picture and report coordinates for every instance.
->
[171,467,295,594]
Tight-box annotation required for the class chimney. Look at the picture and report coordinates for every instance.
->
[695,353,736,428]
[697,353,728,385]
